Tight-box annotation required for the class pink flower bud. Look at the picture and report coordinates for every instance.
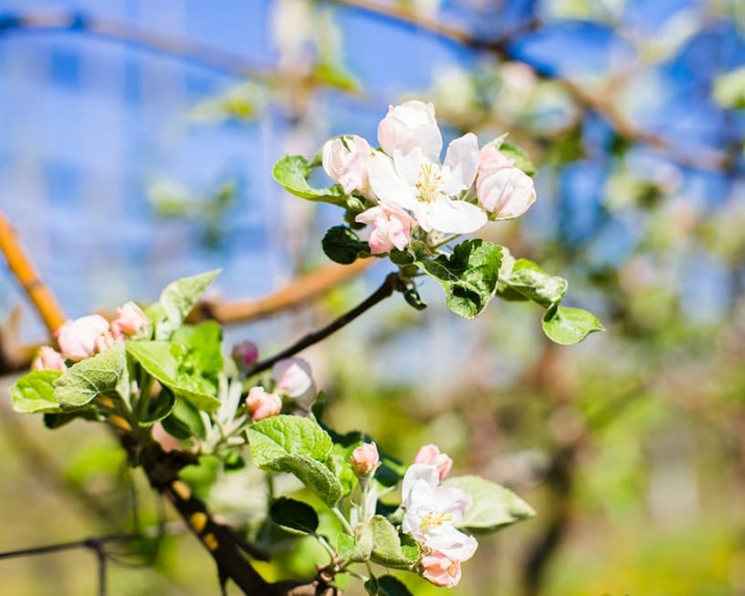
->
[322,135,374,198]
[231,340,260,371]
[355,204,414,254]
[110,301,148,338]
[414,444,453,481]
[94,331,117,353]
[31,346,67,372]
[55,314,110,362]
[476,145,536,220]
[246,387,282,421]
[272,358,316,406]
[420,551,462,587]
[350,442,380,476]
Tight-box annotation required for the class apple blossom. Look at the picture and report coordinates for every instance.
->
[401,464,477,561]
[414,444,453,481]
[322,135,374,198]
[246,387,283,421]
[55,314,110,361]
[420,551,462,587]
[355,203,414,254]
[94,331,117,353]
[31,346,67,372]
[378,100,442,161]
[476,145,536,219]
[110,301,148,338]
[350,442,380,476]
[272,358,316,407]
[367,133,487,235]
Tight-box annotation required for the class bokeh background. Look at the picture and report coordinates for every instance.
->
[1,0,745,594]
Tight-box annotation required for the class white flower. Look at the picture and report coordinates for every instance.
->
[401,464,478,561]
[55,315,110,362]
[355,203,414,254]
[368,134,487,235]
[378,100,442,161]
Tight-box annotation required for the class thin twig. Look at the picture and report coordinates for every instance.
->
[251,271,403,376]
[0,534,135,560]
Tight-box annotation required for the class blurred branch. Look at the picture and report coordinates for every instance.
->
[193,259,372,324]
[329,0,734,171]
[0,210,66,336]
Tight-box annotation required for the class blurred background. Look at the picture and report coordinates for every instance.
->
[1,0,745,594]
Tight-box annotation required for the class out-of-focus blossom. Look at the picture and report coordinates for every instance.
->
[31,346,67,372]
[420,551,462,587]
[272,358,316,407]
[350,442,380,476]
[246,387,283,421]
[476,145,536,220]
[94,331,117,354]
[152,422,182,452]
[55,315,110,362]
[110,301,148,338]
[231,340,260,372]
[355,204,414,254]
[322,135,374,198]
[402,464,477,561]
[414,444,453,481]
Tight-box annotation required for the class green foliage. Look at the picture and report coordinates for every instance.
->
[151,269,220,340]
[416,239,503,319]
[270,497,320,535]
[247,415,343,505]
[365,574,414,596]
[54,342,129,407]
[10,370,63,414]
[322,226,370,264]
[443,475,535,533]
[542,305,605,346]
[369,515,420,568]
[272,155,347,205]
[499,141,537,176]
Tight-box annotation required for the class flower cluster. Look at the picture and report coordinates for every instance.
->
[322,100,536,254]
[33,302,149,370]
[402,445,477,587]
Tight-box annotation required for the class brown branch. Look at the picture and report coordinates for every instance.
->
[192,259,373,324]
[0,210,66,335]
[251,271,403,376]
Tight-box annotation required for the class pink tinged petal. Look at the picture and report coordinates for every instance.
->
[55,314,110,361]
[94,331,117,353]
[421,552,462,587]
[32,346,67,372]
[424,526,478,561]
[246,387,283,421]
[322,135,373,196]
[356,205,414,254]
[272,358,316,406]
[378,100,442,161]
[231,340,259,371]
[443,133,480,192]
[478,145,514,173]
[414,444,453,481]
[402,463,441,506]
[477,167,537,219]
[350,442,380,476]
[110,301,148,338]
[423,198,487,235]
[367,151,418,210]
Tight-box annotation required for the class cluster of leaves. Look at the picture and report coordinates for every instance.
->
[273,150,603,344]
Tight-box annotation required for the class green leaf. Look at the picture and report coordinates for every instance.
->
[10,370,64,413]
[542,305,605,345]
[313,61,359,93]
[503,259,568,308]
[138,387,176,426]
[416,239,502,319]
[162,398,206,440]
[155,270,220,340]
[322,226,370,265]
[43,409,98,429]
[171,320,224,386]
[369,516,419,569]
[364,575,415,596]
[269,497,320,535]
[499,141,536,176]
[125,341,220,413]
[272,155,346,204]
[402,286,427,311]
[247,415,342,505]
[54,342,127,407]
[713,66,745,110]
[443,475,535,533]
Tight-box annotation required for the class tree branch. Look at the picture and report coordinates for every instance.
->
[251,271,403,376]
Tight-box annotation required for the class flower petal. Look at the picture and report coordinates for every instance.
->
[367,151,418,210]
[443,133,479,193]
[424,198,487,235]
